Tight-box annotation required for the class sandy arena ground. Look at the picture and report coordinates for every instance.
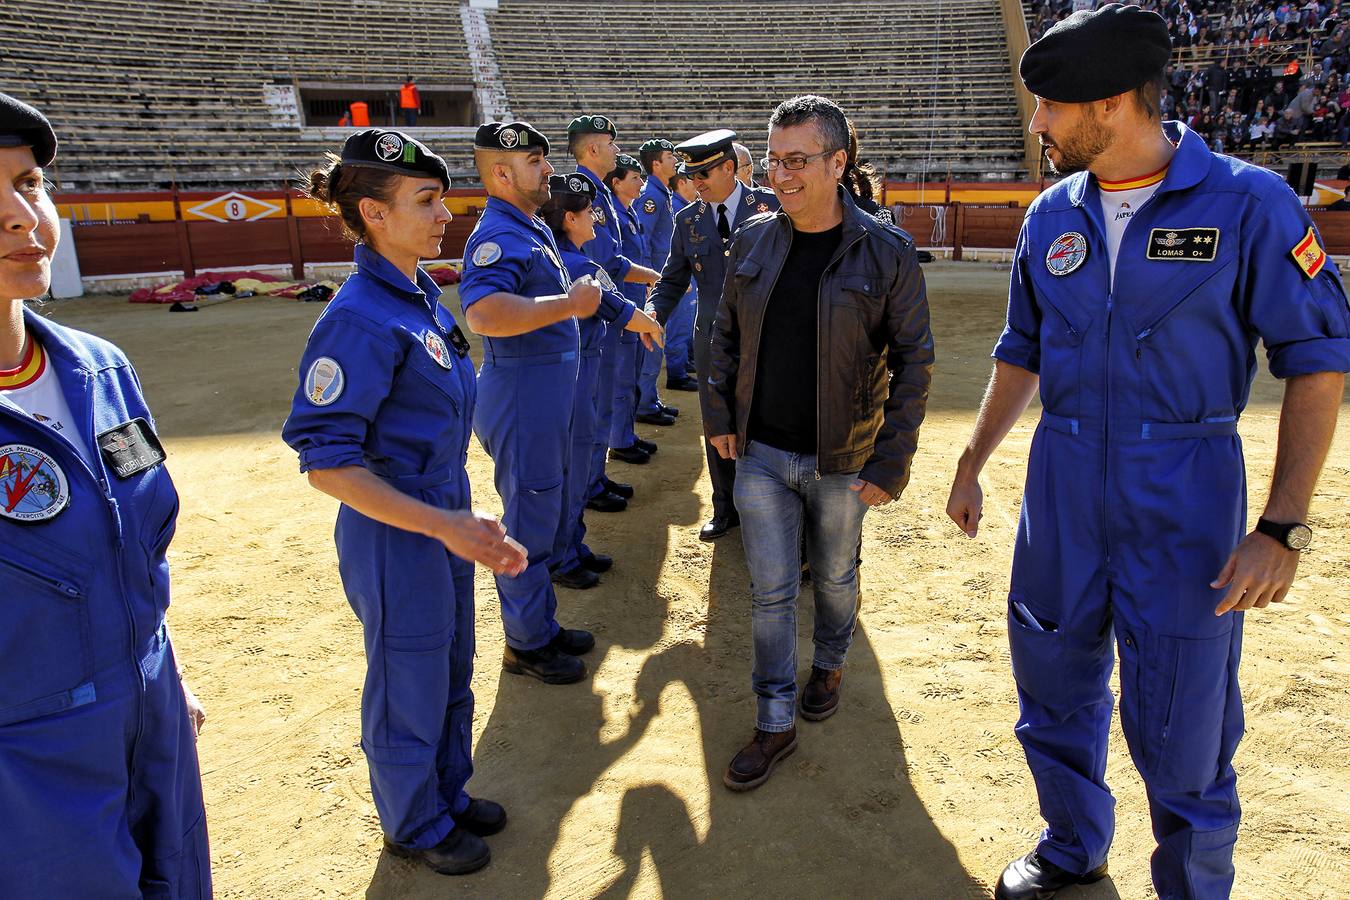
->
[45,262,1349,898]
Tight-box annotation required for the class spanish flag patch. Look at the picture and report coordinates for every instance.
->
[1291,226,1327,279]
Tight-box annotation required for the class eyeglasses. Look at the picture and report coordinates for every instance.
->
[760,148,843,171]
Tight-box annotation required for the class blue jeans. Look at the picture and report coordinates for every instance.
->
[734,440,868,732]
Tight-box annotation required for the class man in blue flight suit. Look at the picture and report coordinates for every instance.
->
[636,138,699,395]
[667,166,700,382]
[649,129,780,541]
[944,7,1350,899]
[567,115,664,481]
[460,121,605,685]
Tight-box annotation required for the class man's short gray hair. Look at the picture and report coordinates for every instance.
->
[768,95,849,154]
[733,142,752,166]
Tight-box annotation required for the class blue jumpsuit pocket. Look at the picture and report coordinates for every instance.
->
[1007,595,1108,719]
[1126,629,1238,792]
[516,475,564,554]
[0,557,95,727]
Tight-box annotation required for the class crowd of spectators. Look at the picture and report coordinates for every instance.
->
[1027,2,1350,157]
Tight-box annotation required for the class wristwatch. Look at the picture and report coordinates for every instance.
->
[1255,517,1313,550]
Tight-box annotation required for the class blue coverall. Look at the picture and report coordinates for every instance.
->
[460,196,578,651]
[282,244,478,852]
[0,310,210,898]
[577,165,645,494]
[994,122,1350,898]
[550,241,635,576]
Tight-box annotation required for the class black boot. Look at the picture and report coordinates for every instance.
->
[550,627,596,655]
[502,644,586,684]
[994,851,1108,900]
[550,566,600,590]
[453,798,507,837]
[384,828,491,875]
[603,478,634,499]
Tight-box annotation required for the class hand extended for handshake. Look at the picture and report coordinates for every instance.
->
[570,275,664,351]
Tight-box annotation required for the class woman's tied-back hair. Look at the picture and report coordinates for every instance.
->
[304,151,399,243]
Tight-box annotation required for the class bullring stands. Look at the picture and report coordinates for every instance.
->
[0,0,1029,190]
[2,0,475,191]
[486,0,1028,180]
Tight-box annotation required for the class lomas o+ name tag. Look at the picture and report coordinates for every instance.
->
[1146,227,1220,261]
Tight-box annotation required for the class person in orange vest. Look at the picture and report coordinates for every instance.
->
[400,75,420,128]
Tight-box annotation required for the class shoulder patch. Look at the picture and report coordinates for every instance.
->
[1291,226,1327,278]
[595,269,616,292]
[472,242,503,267]
[592,206,607,226]
[643,198,657,214]
[305,356,345,406]
[745,192,755,206]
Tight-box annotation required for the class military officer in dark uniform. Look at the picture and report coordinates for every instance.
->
[649,129,779,541]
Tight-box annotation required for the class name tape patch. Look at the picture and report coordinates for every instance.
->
[1146,227,1220,262]
[98,418,167,478]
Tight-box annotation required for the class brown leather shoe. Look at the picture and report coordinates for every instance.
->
[723,728,797,791]
[800,666,843,721]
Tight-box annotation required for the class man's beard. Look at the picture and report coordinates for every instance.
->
[510,171,550,208]
[1043,114,1113,175]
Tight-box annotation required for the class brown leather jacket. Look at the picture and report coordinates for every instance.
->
[703,188,933,498]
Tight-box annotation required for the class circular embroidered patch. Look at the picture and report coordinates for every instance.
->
[1046,232,1089,276]
[499,128,519,149]
[643,198,657,214]
[596,269,616,291]
[568,176,587,194]
[424,332,452,369]
[305,356,345,406]
[472,242,502,267]
[376,133,404,162]
[592,206,607,226]
[0,444,70,522]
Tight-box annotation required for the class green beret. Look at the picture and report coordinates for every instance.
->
[1020,3,1172,103]
[614,154,643,175]
[638,138,675,154]
[340,129,449,189]
[567,115,618,139]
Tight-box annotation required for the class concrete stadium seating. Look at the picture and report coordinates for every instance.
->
[0,0,1028,189]
[487,0,1027,181]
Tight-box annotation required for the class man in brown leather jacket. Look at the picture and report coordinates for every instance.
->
[704,95,933,791]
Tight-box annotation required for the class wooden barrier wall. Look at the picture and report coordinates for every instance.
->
[57,189,1350,279]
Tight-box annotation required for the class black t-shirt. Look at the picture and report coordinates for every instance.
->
[746,223,843,454]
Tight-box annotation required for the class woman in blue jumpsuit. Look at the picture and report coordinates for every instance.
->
[539,173,638,586]
[0,94,211,899]
[282,130,526,877]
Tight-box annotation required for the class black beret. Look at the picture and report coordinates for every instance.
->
[614,154,643,175]
[1020,3,1172,103]
[475,121,550,154]
[675,129,737,175]
[0,93,56,167]
[548,172,596,200]
[638,138,675,154]
[340,129,449,188]
[567,115,617,139]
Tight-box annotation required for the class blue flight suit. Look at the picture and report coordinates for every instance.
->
[650,183,780,519]
[459,196,577,651]
[610,198,648,447]
[634,175,673,414]
[0,311,209,898]
[550,242,636,576]
[666,189,697,376]
[578,164,645,496]
[994,122,1350,898]
[283,244,478,853]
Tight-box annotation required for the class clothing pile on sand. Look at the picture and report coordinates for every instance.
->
[128,264,460,310]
